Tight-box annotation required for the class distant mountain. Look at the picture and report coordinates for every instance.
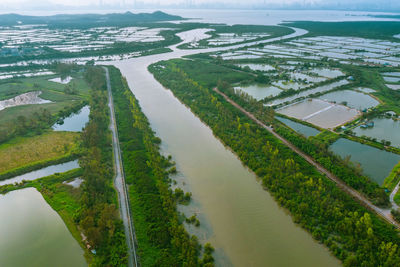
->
[0,11,183,27]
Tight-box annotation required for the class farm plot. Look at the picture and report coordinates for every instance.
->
[250,35,400,67]
[0,24,171,55]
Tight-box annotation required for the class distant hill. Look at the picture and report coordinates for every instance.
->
[0,11,183,28]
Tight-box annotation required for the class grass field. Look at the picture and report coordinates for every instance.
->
[385,162,400,192]
[0,131,79,173]
[0,102,72,131]
[0,72,91,142]
[0,74,90,101]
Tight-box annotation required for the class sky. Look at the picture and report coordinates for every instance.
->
[0,0,399,11]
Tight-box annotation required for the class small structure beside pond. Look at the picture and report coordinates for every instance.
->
[360,121,374,128]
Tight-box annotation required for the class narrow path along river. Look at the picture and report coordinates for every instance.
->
[107,28,340,266]
[104,67,138,267]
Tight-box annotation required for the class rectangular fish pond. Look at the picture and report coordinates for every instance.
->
[330,138,400,185]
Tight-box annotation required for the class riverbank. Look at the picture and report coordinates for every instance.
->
[150,59,400,265]
[108,65,214,266]
[0,66,129,266]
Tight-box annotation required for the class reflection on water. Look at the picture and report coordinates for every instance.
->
[354,117,400,148]
[269,79,349,106]
[235,84,282,100]
[53,106,90,132]
[319,90,379,110]
[0,160,79,186]
[236,63,275,72]
[330,138,400,185]
[277,116,320,137]
[0,188,86,267]
[318,90,379,110]
[278,99,359,129]
[109,28,339,265]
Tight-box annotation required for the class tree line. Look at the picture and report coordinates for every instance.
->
[78,66,128,266]
[109,66,214,266]
[150,60,400,267]
[167,58,390,206]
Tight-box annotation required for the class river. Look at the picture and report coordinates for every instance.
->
[108,28,339,266]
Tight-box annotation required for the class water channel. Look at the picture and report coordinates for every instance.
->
[277,116,320,138]
[109,27,339,266]
[0,160,79,186]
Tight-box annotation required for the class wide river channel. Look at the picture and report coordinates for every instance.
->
[109,28,340,266]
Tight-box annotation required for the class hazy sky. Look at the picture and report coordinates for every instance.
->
[0,0,313,4]
[0,0,399,11]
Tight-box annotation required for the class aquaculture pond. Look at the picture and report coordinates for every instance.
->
[277,99,359,129]
[318,90,379,110]
[276,116,320,137]
[112,31,339,265]
[0,188,86,267]
[383,72,400,77]
[353,117,400,148]
[235,84,282,100]
[236,63,275,71]
[52,105,90,132]
[356,87,375,93]
[330,138,400,185]
[268,79,349,106]
[272,80,306,90]
[310,68,344,79]
[0,160,79,186]
[383,76,400,83]
[291,72,326,83]
[386,84,400,90]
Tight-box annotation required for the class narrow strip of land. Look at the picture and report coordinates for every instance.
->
[213,87,399,229]
[302,104,333,120]
[104,67,139,267]
[391,181,400,211]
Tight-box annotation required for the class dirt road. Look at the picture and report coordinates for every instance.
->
[213,87,399,229]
